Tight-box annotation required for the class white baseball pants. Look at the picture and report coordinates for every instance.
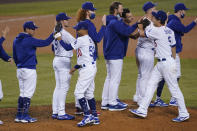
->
[17,68,37,98]
[176,53,181,78]
[52,56,71,115]
[137,57,189,117]
[102,59,123,106]
[74,64,97,100]
[0,80,3,100]
[133,47,154,104]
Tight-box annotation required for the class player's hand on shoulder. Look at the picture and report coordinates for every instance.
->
[54,32,62,41]
[2,26,9,38]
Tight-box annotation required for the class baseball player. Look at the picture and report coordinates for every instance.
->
[103,7,139,111]
[55,21,100,127]
[0,26,12,125]
[150,3,197,107]
[133,2,168,107]
[13,21,54,123]
[130,10,190,122]
[74,1,106,115]
[101,1,128,110]
[51,13,75,120]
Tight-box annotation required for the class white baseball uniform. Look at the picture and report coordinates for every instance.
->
[71,35,97,100]
[17,69,37,98]
[52,29,75,115]
[136,26,189,117]
[0,80,3,100]
[133,19,155,104]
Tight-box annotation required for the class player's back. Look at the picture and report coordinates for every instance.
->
[154,26,176,59]
[137,20,155,49]
[13,33,37,68]
[52,29,75,57]
[75,35,95,65]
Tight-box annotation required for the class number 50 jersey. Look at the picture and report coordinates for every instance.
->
[71,35,95,65]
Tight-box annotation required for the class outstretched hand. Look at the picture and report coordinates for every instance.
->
[2,26,10,38]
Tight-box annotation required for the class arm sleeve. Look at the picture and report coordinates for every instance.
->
[112,21,138,37]
[170,32,176,47]
[145,27,159,40]
[169,20,196,33]
[51,44,54,52]
[71,38,83,50]
[13,44,17,65]
[31,33,54,47]
[88,23,106,43]
[0,44,11,62]
[59,40,73,51]
[0,37,5,45]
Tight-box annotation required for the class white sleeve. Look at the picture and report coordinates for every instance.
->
[145,27,160,40]
[71,38,83,50]
[170,32,176,47]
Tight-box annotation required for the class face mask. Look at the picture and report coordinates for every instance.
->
[90,13,96,19]
[181,13,185,18]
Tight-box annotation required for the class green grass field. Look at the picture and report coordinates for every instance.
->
[0,55,197,108]
[0,0,197,16]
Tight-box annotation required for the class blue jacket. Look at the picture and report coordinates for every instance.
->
[103,15,118,57]
[0,37,11,62]
[104,19,138,60]
[167,15,196,53]
[13,33,54,69]
[84,19,106,60]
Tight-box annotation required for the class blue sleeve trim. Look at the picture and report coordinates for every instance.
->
[74,64,82,69]
[59,40,73,51]
[170,44,176,47]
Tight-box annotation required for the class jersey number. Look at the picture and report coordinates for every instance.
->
[77,49,82,57]
[89,46,95,57]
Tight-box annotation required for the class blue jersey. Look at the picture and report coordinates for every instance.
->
[13,33,54,69]
[103,15,118,57]
[167,15,196,53]
[84,19,106,60]
[104,19,138,60]
[0,37,11,62]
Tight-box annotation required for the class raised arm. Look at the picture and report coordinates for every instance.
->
[88,15,106,43]
[112,21,138,37]
[31,33,54,47]
[168,19,196,33]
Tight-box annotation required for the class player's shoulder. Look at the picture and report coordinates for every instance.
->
[164,26,174,34]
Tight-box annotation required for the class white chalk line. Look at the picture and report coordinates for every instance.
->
[0,14,55,23]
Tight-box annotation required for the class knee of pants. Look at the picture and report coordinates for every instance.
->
[85,92,94,100]
[74,91,84,100]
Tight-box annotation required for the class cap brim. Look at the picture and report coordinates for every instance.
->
[185,8,189,10]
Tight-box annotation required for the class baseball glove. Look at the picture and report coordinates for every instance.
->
[138,18,150,30]
[55,22,62,33]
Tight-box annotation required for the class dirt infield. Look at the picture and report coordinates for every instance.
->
[0,100,196,131]
[0,15,197,58]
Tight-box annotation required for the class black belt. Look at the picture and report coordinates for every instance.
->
[157,58,166,62]
[81,62,95,68]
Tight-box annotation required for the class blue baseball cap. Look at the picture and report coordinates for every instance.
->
[143,1,157,12]
[73,21,88,31]
[174,3,189,12]
[82,2,96,11]
[152,10,167,23]
[56,12,71,22]
[23,21,38,30]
